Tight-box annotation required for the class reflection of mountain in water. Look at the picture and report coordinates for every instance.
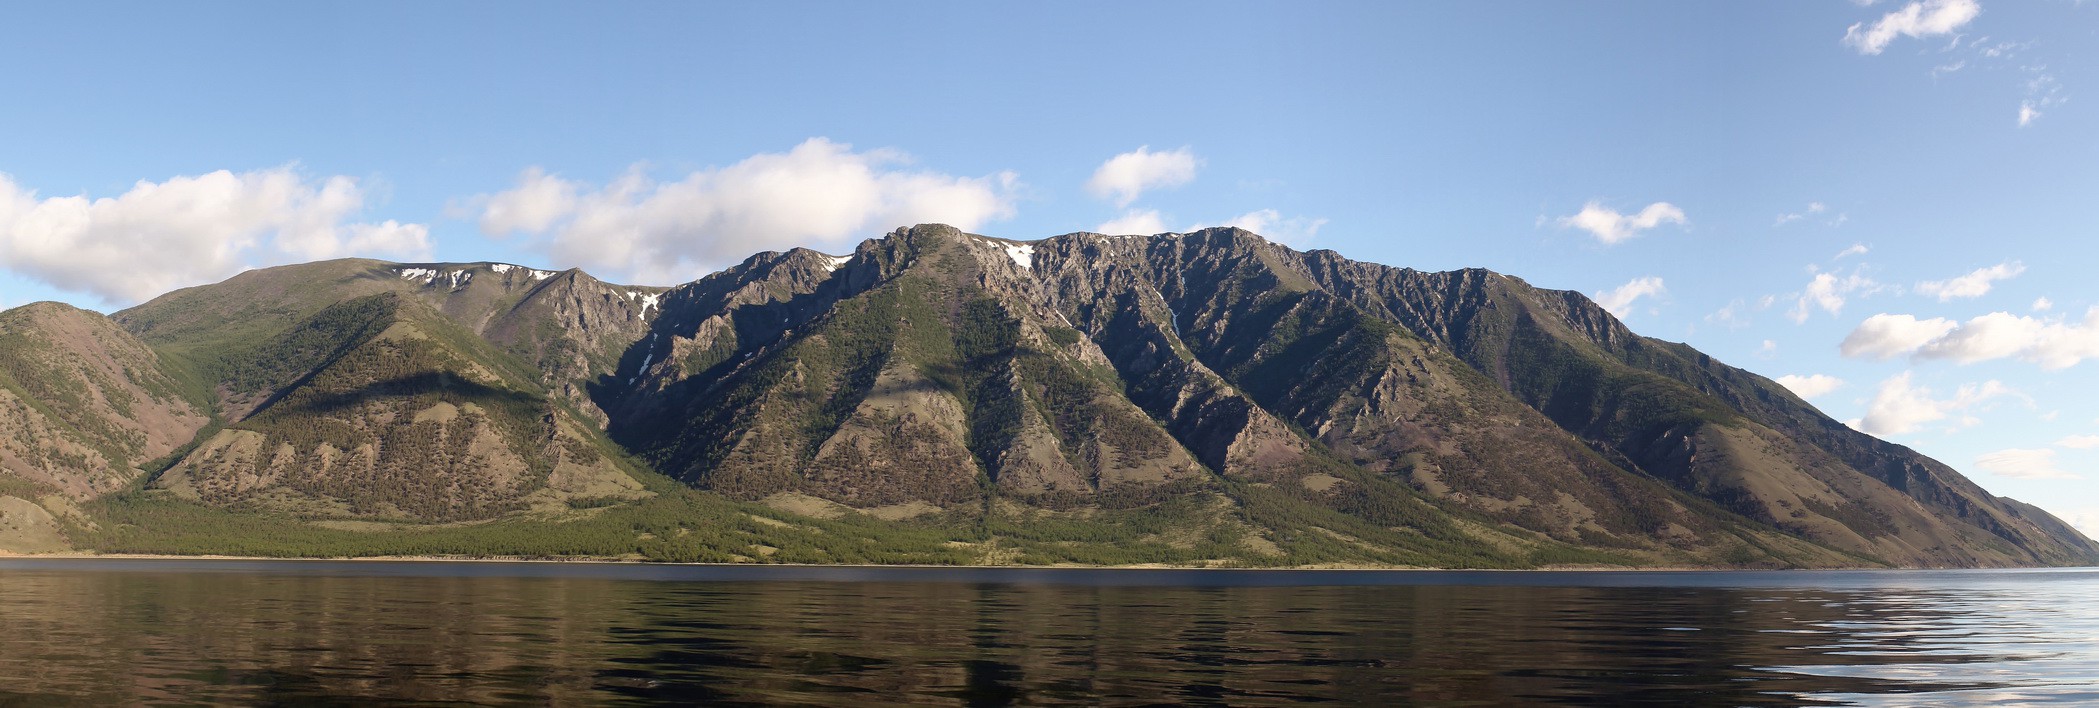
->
[2,562,2091,705]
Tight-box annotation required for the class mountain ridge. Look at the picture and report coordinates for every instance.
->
[0,224,2088,568]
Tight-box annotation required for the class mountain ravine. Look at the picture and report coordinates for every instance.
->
[0,224,2089,568]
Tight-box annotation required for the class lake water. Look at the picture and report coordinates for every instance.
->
[2,560,2096,705]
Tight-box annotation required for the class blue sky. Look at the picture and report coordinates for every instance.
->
[5,1,2099,530]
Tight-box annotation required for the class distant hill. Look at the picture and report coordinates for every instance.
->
[0,224,2090,568]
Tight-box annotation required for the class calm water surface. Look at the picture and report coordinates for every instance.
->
[1,560,2096,706]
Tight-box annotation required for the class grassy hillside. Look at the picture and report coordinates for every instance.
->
[0,225,2086,569]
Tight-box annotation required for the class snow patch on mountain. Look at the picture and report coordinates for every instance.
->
[1003,242,1034,269]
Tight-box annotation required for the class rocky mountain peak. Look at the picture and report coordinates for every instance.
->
[1,224,2089,568]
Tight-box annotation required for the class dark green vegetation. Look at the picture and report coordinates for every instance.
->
[0,225,2092,567]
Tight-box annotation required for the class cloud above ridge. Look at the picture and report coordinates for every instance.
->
[1856,371,2014,437]
[1556,201,1686,245]
[1776,374,1845,400]
[1085,146,1199,208]
[1975,448,2079,480]
[475,138,1020,284]
[1594,276,1666,318]
[0,167,429,305]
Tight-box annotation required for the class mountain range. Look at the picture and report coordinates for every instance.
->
[0,224,2090,568]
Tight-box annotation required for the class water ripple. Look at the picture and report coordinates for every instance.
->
[1,561,2096,705]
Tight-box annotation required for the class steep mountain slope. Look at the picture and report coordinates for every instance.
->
[148,293,647,520]
[117,258,663,424]
[604,227,1599,567]
[612,228,1216,508]
[1038,236,1698,544]
[0,303,208,501]
[0,223,2084,568]
[1183,230,2097,566]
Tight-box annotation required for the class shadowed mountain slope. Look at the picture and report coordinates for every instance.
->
[0,224,2084,568]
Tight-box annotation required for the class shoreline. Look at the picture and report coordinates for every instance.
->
[0,551,2061,573]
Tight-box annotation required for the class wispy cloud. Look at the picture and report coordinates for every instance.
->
[1775,201,1827,226]
[2055,434,2099,449]
[1708,298,1753,329]
[1843,0,1982,55]
[1975,448,2080,480]
[1915,261,2024,301]
[1788,267,1883,323]
[1594,276,1667,317]
[2019,69,2066,127]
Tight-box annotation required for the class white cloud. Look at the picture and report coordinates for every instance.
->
[1193,209,1328,245]
[2033,296,2053,312]
[1842,313,1961,358]
[1835,243,1870,260]
[1555,201,1686,245]
[475,138,1019,284]
[1909,308,2099,369]
[1789,269,1882,323]
[1932,59,1967,79]
[1775,201,1828,226]
[1857,371,2013,436]
[2061,508,2099,539]
[1093,207,1330,243]
[1594,276,1666,318]
[0,167,429,305]
[1755,339,1779,359]
[1084,146,1199,208]
[1915,261,2023,301]
[2055,434,2099,449]
[1838,309,2099,369]
[1918,311,2049,363]
[1975,448,2080,480]
[1844,0,1982,55]
[1707,299,1752,329]
[2019,71,2065,128]
[1776,374,1845,400]
[1096,209,1168,236]
[479,167,576,235]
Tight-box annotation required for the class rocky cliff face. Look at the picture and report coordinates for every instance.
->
[593,224,2093,567]
[0,224,2086,568]
[1276,241,2096,566]
[609,227,1213,510]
